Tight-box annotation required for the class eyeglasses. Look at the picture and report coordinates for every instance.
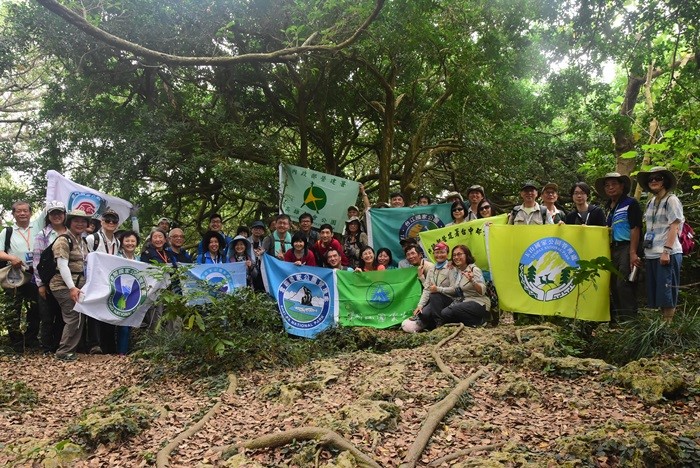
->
[479,205,491,211]
[452,252,466,257]
[648,175,664,182]
[103,218,118,224]
[452,207,464,212]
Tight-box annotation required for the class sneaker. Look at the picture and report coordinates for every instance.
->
[56,352,77,362]
[89,346,103,355]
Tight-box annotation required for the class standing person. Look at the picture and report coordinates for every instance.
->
[197,214,232,258]
[465,185,485,220]
[85,209,121,354]
[445,192,463,205]
[156,217,171,234]
[508,181,553,225]
[401,242,452,332]
[167,228,193,263]
[476,198,499,219]
[446,200,469,226]
[284,232,317,266]
[565,182,606,226]
[116,230,141,354]
[196,231,227,264]
[0,200,42,351]
[229,235,259,286]
[248,221,267,292]
[540,183,566,224]
[51,209,89,361]
[637,167,685,321]
[595,172,643,323]
[389,192,406,208]
[140,229,175,330]
[416,195,432,206]
[312,224,349,267]
[262,214,293,260]
[297,213,319,244]
[342,217,367,269]
[32,201,68,352]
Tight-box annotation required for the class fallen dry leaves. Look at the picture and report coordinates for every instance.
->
[1,324,698,467]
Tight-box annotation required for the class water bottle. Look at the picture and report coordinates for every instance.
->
[628,265,639,282]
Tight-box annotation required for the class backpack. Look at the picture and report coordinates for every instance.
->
[510,205,548,224]
[679,222,696,256]
[0,227,13,268]
[37,234,73,286]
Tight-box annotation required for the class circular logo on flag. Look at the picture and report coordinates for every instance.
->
[399,213,446,242]
[301,183,327,213]
[202,266,234,295]
[277,273,331,329]
[518,237,579,302]
[108,267,147,318]
[366,281,394,309]
[67,191,106,216]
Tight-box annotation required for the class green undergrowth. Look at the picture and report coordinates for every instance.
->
[134,288,445,376]
[0,378,38,408]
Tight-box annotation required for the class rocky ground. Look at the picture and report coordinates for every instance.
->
[1,324,699,467]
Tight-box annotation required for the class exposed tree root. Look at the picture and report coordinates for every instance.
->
[156,373,237,468]
[427,441,506,466]
[431,323,465,382]
[222,426,381,468]
[515,325,557,343]
[398,366,490,468]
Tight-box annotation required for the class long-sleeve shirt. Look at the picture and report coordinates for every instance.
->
[416,261,452,308]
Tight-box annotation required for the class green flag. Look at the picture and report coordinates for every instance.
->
[336,268,422,328]
[279,164,360,231]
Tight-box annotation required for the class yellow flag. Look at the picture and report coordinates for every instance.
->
[488,224,611,321]
[418,214,508,271]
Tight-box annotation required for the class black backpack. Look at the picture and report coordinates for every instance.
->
[37,234,73,286]
[0,227,12,268]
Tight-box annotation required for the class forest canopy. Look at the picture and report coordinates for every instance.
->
[0,0,698,231]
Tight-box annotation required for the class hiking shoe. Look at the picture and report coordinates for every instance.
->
[56,352,77,362]
[89,346,103,355]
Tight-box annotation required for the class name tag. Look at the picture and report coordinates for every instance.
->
[25,252,33,263]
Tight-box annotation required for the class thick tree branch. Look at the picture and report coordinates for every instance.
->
[35,0,385,66]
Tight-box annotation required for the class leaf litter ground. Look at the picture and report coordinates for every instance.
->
[1,324,698,466]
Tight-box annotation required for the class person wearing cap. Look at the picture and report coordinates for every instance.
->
[342,216,368,269]
[564,182,606,226]
[444,191,463,204]
[0,200,43,351]
[466,185,485,220]
[595,171,643,322]
[157,217,171,233]
[32,201,69,352]
[402,241,453,332]
[540,183,566,224]
[508,181,553,225]
[85,208,122,354]
[248,220,267,292]
[51,209,90,361]
[297,212,320,244]
[637,167,685,321]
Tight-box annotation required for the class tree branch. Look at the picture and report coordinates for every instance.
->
[35,0,385,66]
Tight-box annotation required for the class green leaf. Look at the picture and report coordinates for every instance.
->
[620,150,637,159]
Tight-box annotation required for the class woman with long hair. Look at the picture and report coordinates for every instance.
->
[355,246,378,272]
[342,217,367,269]
[446,200,468,226]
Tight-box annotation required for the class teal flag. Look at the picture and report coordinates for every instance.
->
[279,164,360,231]
[336,268,422,328]
[366,204,453,266]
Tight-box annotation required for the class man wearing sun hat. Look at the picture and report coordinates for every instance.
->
[636,167,685,321]
[595,171,643,323]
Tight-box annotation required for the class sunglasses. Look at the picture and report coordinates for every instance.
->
[103,218,118,224]
[479,205,491,211]
[648,175,664,182]
[452,207,464,212]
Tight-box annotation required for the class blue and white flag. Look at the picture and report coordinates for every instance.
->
[46,170,134,227]
[261,253,337,338]
[366,204,453,267]
[279,164,360,231]
[75,252,169,327]
[181,262,247,305]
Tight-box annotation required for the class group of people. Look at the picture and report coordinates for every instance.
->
[0,166,685,359]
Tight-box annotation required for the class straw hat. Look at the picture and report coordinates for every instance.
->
[594,172,631,196]
[636,166,677,192]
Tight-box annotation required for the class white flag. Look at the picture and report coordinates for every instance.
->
[46,170,133,225]
[74,252,169,327]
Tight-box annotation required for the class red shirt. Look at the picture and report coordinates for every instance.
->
[312,238,349,266]
[283,249,317,266]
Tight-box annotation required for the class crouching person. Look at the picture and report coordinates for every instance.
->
[402,242,452,332]
[51,210,89,361]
